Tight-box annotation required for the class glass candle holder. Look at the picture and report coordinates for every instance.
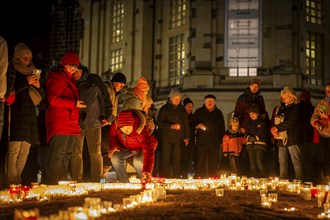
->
[216,188,224,197]
[268,193,278,202]
[260,189,268,197]
[261,196,272,208]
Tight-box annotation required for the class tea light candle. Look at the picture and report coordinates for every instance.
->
[261,196,272,208]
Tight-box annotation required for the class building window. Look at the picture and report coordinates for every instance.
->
[169,34,185,86]
[306,0,324,25]
[112,0,124,43]
[169,0,186,29]
[110,48,123,72]
[229,68,257,77]
[306,31,324,85]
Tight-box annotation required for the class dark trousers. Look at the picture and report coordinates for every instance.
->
[320,136,330,178]
[228,155,240,175]
[160,139,181,178]
[21,145,39,186]
[46,135,74,185]
[180,142,195,178]
[247,145,266,178]
[196,144,219,178]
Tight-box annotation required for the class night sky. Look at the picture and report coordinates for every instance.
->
[0,0,52,63]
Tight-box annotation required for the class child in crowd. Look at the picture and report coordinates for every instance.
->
[222,117,245,175]
[245,105,268,178]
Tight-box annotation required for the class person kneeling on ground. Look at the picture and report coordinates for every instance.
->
[108,110,158,184]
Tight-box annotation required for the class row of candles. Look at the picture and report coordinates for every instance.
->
[1,174,330,219]
[14,186,167,220]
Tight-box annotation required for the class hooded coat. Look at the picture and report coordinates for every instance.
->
[109,110,158,173]
[46,69,81,142]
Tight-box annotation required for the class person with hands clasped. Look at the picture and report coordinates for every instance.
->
[157,88,190,178]
[45,51,86,185]
[108,110,158,184]
[310,82,330,183]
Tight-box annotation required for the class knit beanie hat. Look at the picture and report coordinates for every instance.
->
[170,88,181,99]
[299,90,311,103]
[250,78,260,86]
[112,72,126,84]
[204,94,216,100]
[135,77,150,92]
[248,105,260,114]
[14,43,32,59]
[116,111,135,128]
[183,98,193,106]
[60,51,80,66]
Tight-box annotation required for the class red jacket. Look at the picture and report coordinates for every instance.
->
[109,111,158,173]
[46,70,81,142]
[222,131,246,155]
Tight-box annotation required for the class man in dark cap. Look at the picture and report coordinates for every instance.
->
[193,94,225,178]
[101,72,127,179]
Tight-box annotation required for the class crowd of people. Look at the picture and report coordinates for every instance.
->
[0,36,330,190]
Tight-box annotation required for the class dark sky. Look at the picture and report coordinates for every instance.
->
[0,0,52,62]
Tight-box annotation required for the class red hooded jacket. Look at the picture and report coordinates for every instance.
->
[46,70,81,142]
[109,110,158,173]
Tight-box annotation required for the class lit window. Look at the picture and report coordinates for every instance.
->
[229,68,257,77]
[305,31,324,85]
[169,34,185,86]
[110,48,123,72]
[306,0,323,25]
[112,0,124,43]
[169,0,186,29]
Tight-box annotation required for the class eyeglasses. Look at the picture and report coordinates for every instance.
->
[68,64,79,68]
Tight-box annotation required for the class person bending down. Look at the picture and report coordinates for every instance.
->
[108,110,158,184]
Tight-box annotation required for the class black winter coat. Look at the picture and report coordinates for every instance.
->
[10,69,45,145]
[193,105,225,147]
[76,67,113,130]
[157,99,190,142]
[298,101,315,143]
[275,103,303,147]
[234,87,266,129]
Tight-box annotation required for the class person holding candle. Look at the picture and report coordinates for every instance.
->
[193,94,225,178]
[157,88,190,178]
[310,82,330,184]
[108,110,158,183]
[271,87,303,180]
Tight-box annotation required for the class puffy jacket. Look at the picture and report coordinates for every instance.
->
[46,69,81,142]
[222,131,245,155]
[109,110,158,173]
